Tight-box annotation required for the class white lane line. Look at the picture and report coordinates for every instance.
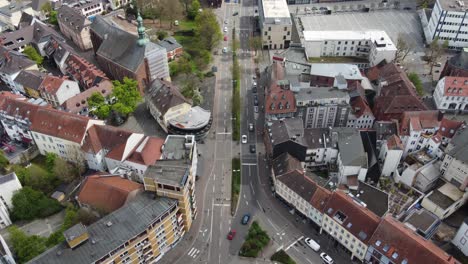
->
[267,218,279,232]
[250,182,255,195]
[245,200,249,205]
[217,132,231,135]
[256,199,262,209]
[305,257,313,264]
[192,249,200,258]
[285,236,304,251]
[214,174,216,181]
[243,194,246,199]
[188,247,196,257]
[214,203,230,206]
[242,163,257,166]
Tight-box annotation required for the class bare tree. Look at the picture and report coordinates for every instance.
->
[426,37,448,74]
[394,34,412,63]
[249,36,263,56]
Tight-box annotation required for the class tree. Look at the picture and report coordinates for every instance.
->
[0,150,8,173]
[142,7,159,24]
[11,187,62,221]
[111,78,142,116]
[249,36,262,56]
[45,152,57,173]
[164,0,183,30]
[8,226,47,263]
[188,0,201,20]
[157,30,168,40]
[181,0,192,14]
[408,72,424,96]
[181,77,203,105]
[53,157,77,183]
[23,46,44,65]
[49,10,58,25]
[426,37,448,74]
[394,34,412,63]
[76,208,98,225]
[195,10,222,51]
[40,2,52,13]
[88,92,111,119]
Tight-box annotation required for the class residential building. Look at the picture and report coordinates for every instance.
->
[13,70,45,97]
[441,126,468,190]
[64,53,107,90]
[61,0,104,18]
[142,135,198,232]
[57,5,92,51]
[321,191,381,261]
[76,174,143,213]
[309,63,363,88]
[295,87,350,128]
[403,208,441,239]
[0,46,38,92]
[434,76,468,112]
[107,0,131,10]
[366,215,459,264]
[0,173,22,228]
[421,182,468,219]
[270,152,303,188]
[396,150,441,192]
[379,135,403,177]
[303,30,396,67]
[0,2,34,28]
[258,0,292,49]
[373,63,428,121]
[43,36,73,73]
[264,118,307,161]
[347,96,374,129]
[452,218,468,256]
[440,48,468,79]
[30,194,185,264]
[424,0,468,50]
[303,127,339,168]
[61,80,113,115]
[39,75,81,107]
[159,37,183,61]
[265,62,296,120]
[146,79,211,139]
[374,120,399,141]
[90,14,170,94]
[308,182,332,227]
[0,234,15,264]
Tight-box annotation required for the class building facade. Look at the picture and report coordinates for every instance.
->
[0,173,22,229]
[38,76,81,107]
[452,218,468,256]
[259,0,292,50]
[57,5,92,51]
[434,76,468,112]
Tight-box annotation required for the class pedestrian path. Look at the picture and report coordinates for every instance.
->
[187,247,200,259]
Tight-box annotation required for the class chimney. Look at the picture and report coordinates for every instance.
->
[4,51,10,62]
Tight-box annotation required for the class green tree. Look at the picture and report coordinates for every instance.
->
[87,92,111,119]
[111,78,142,116]
[157,30,168,40]
[40,2,52,13]
[408,72,424,96]
[195,10,222,51]
[0,150,8,173]
[23,46,44,65]
[249,36,262,56]
[188,0,201,20]
[49,10,58,25]
[45,152,57,173]
[11,187,62,221]
[53,157,77,183]
[8,226,47,263]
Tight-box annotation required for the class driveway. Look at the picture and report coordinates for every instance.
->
[0,210,65,241]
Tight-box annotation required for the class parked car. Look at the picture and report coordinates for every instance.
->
[249,123,254,132]
[250,144,256,153]
[320,253,334,264]
[224,36,228,41]
[241,214,251,225]
[255,67,260,77]
[224,26,228,32]
[254,106,258,113]
[242,135,247,143]
[253,80,257,86]
[222,47,228,53]
[252,86,257,93]
[227,229,236,240]
[304,237,320,252]
[233,11,239,16]
[254,98,258,106]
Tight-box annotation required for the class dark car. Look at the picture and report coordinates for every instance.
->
[252,86,257,93]
[249,123,254,132]
[241,214,251,225]
[233,11,239,16]
[249,144,256,153]
[254,99,258,106]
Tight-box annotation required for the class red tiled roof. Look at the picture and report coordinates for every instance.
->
[399,111,442,136]
[65,54,108,90]
[351,96,373,118]
[369,216,460,264]
[0,93,41,123]
[126,137,164,166]
[386,134,403,150]
[437,118,464,138]
[61,80,113,113]
[30,108,90,143]
[443,76,468,97]
[324,191,380,244]
[265,63,296,115]
[81,124,134,154]
[366,65,381,82]
[77,174,143,213]
[309,185,332,213]
[39,75,67,95]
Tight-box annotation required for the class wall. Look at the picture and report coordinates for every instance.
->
[30,131,83,162]
[380,145,402,177]
[441,154,468,190]
[261,23,292,50]
[452,222,468,256]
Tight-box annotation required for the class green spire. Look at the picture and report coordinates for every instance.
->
[137,12,148,46]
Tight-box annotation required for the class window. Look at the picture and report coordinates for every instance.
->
[401,259,408,264]
[268,27,271,31]
[392,252,399,259]
[264,31,267,36]
[284,27,287,31]
[383,245,390,252]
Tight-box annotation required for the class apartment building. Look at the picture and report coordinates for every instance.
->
[0,173,22,229]
[142,135,198,232]
[259,0,292,49]
[424,0,468,50]
[347,96,375,129]
[295,87,350,128]
[0,46,38,92]
[433,76,468,112]
[303,30,396,67]
[57,5,92,51]
[39,75,81,107]
[452,218,468,256]
[379,135,403,177]
[62,0,104,18]
[13,70,45,98]
[441,127,468,190]
[30,195,184,264]
[397,150,441,192]
[265,63,297,120]
[422,182,468,219]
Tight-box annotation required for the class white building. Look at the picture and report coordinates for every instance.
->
[0,234,15,264]
[0,173,22,229]
[452,218,468,256]
[259,0,292,50]
[336,128,368,189]
[0,47,38,92]
[441,127,468,190]
[39,76,81,107]
[303,128,339,168]
[64,0,104,18]
[397,153,440,192]
[421,182,468,219]
[0,2,34,28]
[379,135,403,177]
[433,76,468,112]
[423,0,468,50]
[303,31,397,67]
[347,96,375,129]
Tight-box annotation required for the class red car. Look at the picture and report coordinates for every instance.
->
[224,36,228,41]
[227,229,236,240]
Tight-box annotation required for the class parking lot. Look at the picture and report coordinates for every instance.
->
[297,10,425,52]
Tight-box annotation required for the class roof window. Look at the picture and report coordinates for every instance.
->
[375,240,381,246]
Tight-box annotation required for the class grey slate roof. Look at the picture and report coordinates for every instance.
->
[159,37,182,52]
[57,5,90,34]
[277,170,317,201]
[447,127,468,162]
[18,12,34,28]
[144,160,190,187]
[0,46,36,75]
[13,70,45,90]
[303,127,330,149]
[90,15,164,72]
[334,127,367,167]
[146,79,191,116]
[268,118,304,145]
[31,0,48,11]
[29,194,178,264]
[272,152,303,177]
[0,173,17,185]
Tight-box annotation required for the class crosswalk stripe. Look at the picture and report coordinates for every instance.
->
[188,247,196,257]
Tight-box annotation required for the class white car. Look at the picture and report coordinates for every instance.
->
[222,47,228,53]
[241,135,247,144]
[304,237,320,252]
[253,80,257,86]
[224,20,228,24]
[320,253,334,264]
[224,26,228,32]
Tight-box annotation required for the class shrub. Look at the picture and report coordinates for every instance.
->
[11,187,62,221]
[271,250,296,264]
[239,221,270,257]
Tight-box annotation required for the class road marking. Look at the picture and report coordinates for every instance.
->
[285,236,304,251]
[214,174,216,181]
[256,199,262,209]
[217,132,232,135]
[243,194,246,199]
[245,200,248,205]
[242,163,257,166]
[267,218,279,232]
[250,182,255,195]
[305,257,313,264]
[188,247,198,257]
[212,185,215,193]
[214,203,230,206]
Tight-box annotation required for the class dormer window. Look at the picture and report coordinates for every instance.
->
[286,102,290,109]
[281,94,286,99]
[279,102,283,109]
[270,103,275,110]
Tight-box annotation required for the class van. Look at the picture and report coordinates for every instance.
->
[304,237,320,252]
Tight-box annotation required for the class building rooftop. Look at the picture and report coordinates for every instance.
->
[13,70,45,91]
[374,120,398,141]
[159,37,182,52]
[261,0,291,21]
[403,208,440,237]
[437,0,468,12]
[57,5,91,33]
[335,127,367,167]
[426,188,457,210]
[309,63,363,80]
[399,111,442,136]
[161,135,194,160]
[349,181,389,217]
[30,194,178,264]
[145,79,191,117]
[437,118,463,139]
[272,152,303,177]
[168,106,211,131]
[303,31,396,52]
[62,80,113,114]
[303,127,330,149]
[0,1,31,17]
[0,46,36,75]
[144,160,190,187]
[277,170,317,201]
[267,118,304,145]
[0,172,17,185]
[296,87,350,103]
[446,126,468,162]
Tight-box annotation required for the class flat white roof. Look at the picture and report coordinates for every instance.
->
[310,63,363,80]
[168,106,211,130]
[303,30,396,51]
[262,0,290,19]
